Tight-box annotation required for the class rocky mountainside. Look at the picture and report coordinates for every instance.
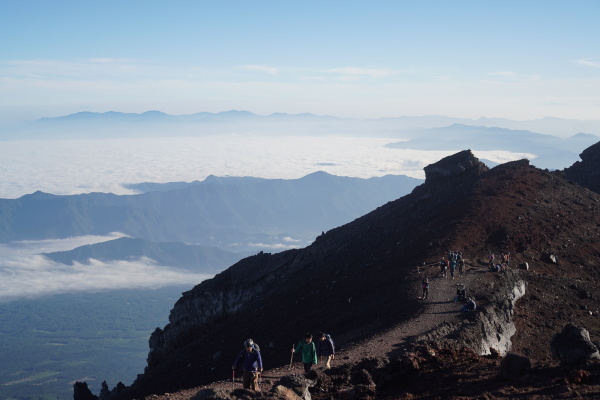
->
[93,143,600,400]
[562,140,600,194]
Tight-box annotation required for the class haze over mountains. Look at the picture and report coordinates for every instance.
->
[0,172,421,252]
[386,124,599,169]
[6,110,600,139]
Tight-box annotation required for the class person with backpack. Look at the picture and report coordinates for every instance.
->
[317,332,335,370]
[292,333,318,373]
[461,297,476,312]
[421,276,429,299]
[232,340,263,391]
[439,258,447,278]
[449,258,457,280]
[246,338,260,352]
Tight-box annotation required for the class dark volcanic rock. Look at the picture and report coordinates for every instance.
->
[108,149,600,400]
[498,352,531,379]
[423,149,488,182]
[278,374,311,400]
[74,382,98,400]
[550,323,600,365]
[562,140,600,193]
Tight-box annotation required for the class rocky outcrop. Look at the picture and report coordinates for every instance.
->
[73,382,98,400]
[562,140,600,194]
[550,323,600,365]
[415,270,526,356]
[147,251,297,368]
[423,149,489,182]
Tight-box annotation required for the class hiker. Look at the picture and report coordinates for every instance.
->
[292,333,318,373]
[439,258,447,278]
[458,257,465,277]
[317,332,335,370]
[449,258,457,280]
[455,284,466,302]
[488,252,495,267]
[421,276,429,299]
[461,297,476,312]
[503,252,510,267]
[246,338,260,352]
[232,340,263,391]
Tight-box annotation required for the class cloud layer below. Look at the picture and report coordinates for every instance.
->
[0,136,533,199]
[0,235,211,301]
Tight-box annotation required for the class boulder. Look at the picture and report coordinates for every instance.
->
[351,369,376,387]
[278,374,311,400]
[498,353,531,379]
[550,323,600,365]
[272,385,303,400]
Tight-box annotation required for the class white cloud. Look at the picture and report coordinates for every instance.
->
[0,233,129,257]
[247,242,300,250]
[0,237,210,302]
[0,136,539,199]
[327,67,398,78]
[576,58,600,68]
[488,71,518,77]
[240,65,279,75]
[471,150,537,163]
[0,256,210,302]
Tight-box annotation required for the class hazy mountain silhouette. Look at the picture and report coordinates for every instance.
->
[0,172,422,252]
[5,110,600,140]
[42,237,248,272]
[385,124,600,169]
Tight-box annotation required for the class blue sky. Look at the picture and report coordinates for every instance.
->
[1,0,599,122]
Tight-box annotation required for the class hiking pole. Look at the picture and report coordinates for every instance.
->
[289,344,294,369]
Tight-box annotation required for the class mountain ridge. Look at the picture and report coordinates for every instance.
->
[0,172,422,252]
[98,142,600,399]
[6,110,600,140]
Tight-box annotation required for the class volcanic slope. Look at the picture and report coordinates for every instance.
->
[110,149,600,399]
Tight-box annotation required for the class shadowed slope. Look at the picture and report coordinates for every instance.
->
[111,148,600,399]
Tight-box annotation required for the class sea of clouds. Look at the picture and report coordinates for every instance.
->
[0,135,534,300]
[0,135,534,199]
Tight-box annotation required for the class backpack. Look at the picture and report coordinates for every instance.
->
[244,339,260,352]
[324,334,335,351]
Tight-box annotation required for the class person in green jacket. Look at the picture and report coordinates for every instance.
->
[292,333,318,373]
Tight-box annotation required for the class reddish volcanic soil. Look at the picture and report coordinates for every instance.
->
[114,156,600,400]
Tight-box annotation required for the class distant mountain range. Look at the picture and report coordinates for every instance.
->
[42,237,248,272]
[4,110,600,139]
[385,124,600,169]
[0,172,422,252]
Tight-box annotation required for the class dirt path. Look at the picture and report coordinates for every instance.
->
[145,263,486,399]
